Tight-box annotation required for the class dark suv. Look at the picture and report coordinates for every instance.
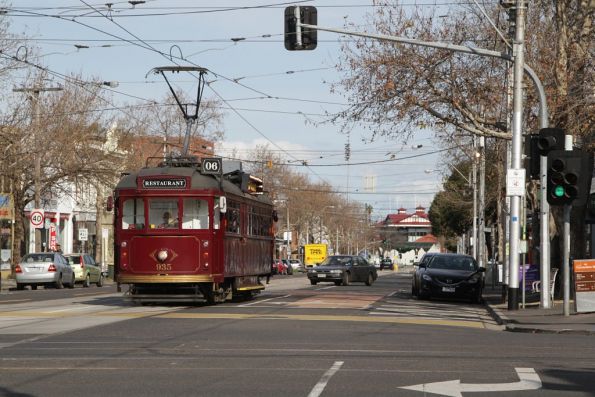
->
[380,258,393,270]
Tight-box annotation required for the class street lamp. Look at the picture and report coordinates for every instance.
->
[320,205,335,244]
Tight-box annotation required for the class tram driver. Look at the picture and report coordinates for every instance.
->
[159,211,178,228]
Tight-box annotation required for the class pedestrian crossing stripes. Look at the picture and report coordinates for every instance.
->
[369,300,499,327]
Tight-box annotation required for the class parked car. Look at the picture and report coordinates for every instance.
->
[380,258,393,271]
[271,259,287,275]
[411,253,485,303]
[15,252,75,290]
[307,255,377,286]
[64,253,104,287]
[289,259,304,272]
[282,259,293,275]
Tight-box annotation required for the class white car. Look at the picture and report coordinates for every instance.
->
[15,252,75,290]
[289,259,303,270]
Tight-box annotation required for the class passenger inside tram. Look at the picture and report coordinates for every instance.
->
[159,211,178,228]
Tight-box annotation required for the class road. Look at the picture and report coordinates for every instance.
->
[1,271,594,397]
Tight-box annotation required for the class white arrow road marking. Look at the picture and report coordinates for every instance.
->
[308,361,344,397]
[400,367,542,397]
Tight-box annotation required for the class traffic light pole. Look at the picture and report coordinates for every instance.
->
[563,135,573,316]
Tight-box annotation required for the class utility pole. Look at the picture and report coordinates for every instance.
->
[478,136,486,268]
[507,0,526,310]
[13,86,63,253]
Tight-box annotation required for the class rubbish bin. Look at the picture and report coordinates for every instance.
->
[108,264,114,280]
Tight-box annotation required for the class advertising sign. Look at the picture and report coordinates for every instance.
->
[574,259,595,313]
[0,194,12,220]
[49,223,57,251]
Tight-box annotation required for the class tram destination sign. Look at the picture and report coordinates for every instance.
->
[201,157,222,175]
[142,178,187,189]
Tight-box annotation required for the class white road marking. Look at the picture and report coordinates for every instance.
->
[400,367,542,397]
[238,294,291,307]
[307,361,344,397]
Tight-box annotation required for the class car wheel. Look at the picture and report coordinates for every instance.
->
[310,279,317,285]
[334,280,342,286]
[365,273,374,286]
[97,274,104,287]
[411,284,417,297]
[55,274,64,289]
[68,274,75,289]
[16,283,25,290]
[83,274,90,288]
[31,284,38,290]
[342,272,350,286]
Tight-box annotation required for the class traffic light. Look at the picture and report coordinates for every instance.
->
[546,149,593,206]
[284,6,317,51]
[537,128,564,156]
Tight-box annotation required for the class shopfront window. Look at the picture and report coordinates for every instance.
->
[122,198,145,229]
[182,198,209,229]
[149,199,179,229]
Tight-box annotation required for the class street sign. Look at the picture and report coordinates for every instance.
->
[78,228,88,241]
[573,259,595,313]
[506,168,526,196]
[30,209,44,229]
[201,157,222,175]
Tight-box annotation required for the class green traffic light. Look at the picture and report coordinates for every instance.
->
[554,185,565,197]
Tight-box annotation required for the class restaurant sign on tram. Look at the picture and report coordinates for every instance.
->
[141,178,187,189]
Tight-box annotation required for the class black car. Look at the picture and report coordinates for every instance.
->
[411,253,485,303]
[380,258,393,271]
[307,255,377,286]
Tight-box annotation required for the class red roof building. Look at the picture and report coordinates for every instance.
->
[381,206,432,243]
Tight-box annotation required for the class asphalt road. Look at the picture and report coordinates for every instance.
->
[1,271,594,397]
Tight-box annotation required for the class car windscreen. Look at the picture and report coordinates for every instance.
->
[319,256,352,266]
[23,254,53,262]
[428,256,477,271]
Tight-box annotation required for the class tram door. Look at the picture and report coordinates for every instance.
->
[212,197,225,276]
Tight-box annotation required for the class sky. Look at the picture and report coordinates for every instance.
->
[3,0,449,221]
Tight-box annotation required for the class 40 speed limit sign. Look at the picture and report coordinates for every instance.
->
[201,157,222,175]
[30,209,44,229]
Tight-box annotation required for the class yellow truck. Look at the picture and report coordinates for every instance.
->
[304,244,328,267]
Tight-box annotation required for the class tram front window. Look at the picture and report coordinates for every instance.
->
[122,198,145,229]
[149,199,179,229]
[182,198,209,229]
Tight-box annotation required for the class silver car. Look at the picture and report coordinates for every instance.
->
[15,252,75,290]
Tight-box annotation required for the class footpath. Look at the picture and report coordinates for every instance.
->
[483,285,595,335]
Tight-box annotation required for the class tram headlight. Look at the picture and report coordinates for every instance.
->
[157,250,168,262]
[202,240,209,248]
[121,241,127,248]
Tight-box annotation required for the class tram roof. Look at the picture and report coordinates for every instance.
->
[115,166,272,205]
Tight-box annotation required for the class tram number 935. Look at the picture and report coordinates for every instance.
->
[156,263,172,272]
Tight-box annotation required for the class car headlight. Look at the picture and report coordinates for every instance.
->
[330,269,342,274]
[308,269,316,274]
[468,276,480,284]
[422,274,432,281]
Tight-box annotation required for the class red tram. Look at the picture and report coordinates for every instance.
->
[111,158,276,303]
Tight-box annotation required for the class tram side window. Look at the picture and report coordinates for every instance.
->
[149,199,179,229]
[122,198,145,229]
[225,201,240,234]
[182,198,209,229]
